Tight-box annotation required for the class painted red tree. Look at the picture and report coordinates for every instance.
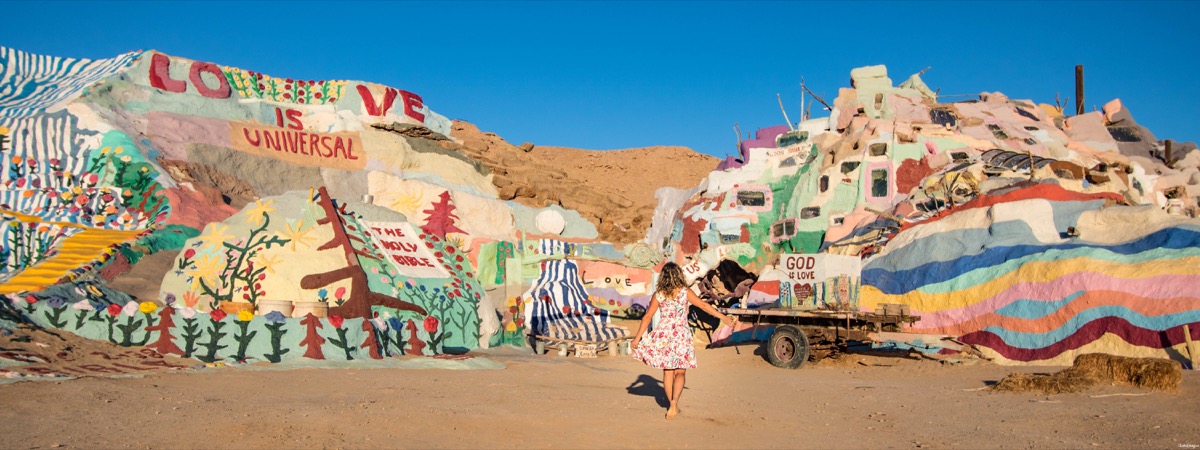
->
[144,306,183,356]
[301,187,427,319]
[299,313,326,360]
[406,319,427,355]
[361,320,383,360]
[420,191,466,238]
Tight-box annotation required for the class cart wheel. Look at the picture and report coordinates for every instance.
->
[767,325,810,369]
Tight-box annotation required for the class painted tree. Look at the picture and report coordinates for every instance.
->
[405,319,427,355]
[420,191,465,238]
[300,187,427,319]
[299,313,326,360]
[361,320,383,360]
[144,306,183,356]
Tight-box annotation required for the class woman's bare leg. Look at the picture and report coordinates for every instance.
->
[662,369,675,416]
[668,369,686,418]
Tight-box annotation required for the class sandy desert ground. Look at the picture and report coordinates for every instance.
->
[1,340,1197,450]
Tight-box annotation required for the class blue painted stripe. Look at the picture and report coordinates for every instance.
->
[994,291,1085,320]
[864,226,1200,295]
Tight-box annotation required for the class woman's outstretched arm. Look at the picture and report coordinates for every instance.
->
[686,290,736,326]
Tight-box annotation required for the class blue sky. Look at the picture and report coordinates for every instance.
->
[4,1,1197,158]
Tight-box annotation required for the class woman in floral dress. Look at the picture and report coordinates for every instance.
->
[631,262,736,419]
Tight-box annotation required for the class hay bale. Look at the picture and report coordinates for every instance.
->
[1070,353,1182,390]
[993,353,1182,394]
[993,370,1095,394]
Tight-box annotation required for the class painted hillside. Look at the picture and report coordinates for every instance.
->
[0,45,695,365]
[651,65,1200,365]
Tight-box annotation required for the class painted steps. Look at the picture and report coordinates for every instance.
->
[0,228,141,294]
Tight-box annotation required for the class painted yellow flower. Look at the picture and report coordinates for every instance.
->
[389,191,425,217]
[188,253,224,290]
[114,147,124,154]
[198,224,234,251]
[139,301,158,314]
[237,309,255,322]
[245,199,275,226]
[254,252,282,274]
[0,126,9,135]
[276,220,315,251]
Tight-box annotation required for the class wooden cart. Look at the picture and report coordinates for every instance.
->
[719,305,920,368]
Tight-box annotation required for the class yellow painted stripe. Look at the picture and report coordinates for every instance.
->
[0,227,142,295]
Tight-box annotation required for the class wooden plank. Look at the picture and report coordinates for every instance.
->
[869,332,964,351]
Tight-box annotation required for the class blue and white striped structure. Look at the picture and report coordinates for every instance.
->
[537,238,575,256]
[0,46,141,118]
[523,259,629,342]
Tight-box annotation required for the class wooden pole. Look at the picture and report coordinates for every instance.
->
[1165,139,1174,167]
[801,78,832,111]
[1184,324,1198,370]
[1075,65,1085,115]
[778,93,795,131]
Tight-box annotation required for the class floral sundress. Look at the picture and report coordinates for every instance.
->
[631,289,697,369]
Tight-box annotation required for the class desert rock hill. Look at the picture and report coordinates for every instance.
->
[448,121,719,243]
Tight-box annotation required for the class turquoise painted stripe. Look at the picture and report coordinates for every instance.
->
[995,291,1085,320]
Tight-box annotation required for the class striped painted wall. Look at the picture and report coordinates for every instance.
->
[860,187,1200,365]
[0,46,140,118]
[522,259,629,342]
[0,110,94,190]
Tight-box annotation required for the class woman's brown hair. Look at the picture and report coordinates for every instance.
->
[655,262,688,297]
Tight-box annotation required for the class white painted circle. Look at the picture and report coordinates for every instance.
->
[535,210,567,235]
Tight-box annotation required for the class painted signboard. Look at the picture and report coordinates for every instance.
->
[778,253,862,309]
[363,221,450,279]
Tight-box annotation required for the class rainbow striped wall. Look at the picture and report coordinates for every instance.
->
[860,186,1200,365]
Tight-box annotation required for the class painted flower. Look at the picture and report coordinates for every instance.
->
[264,311,286,324]
[245,199,276,226]
[24,295,37,304]
[276,220,315,251]
[237,309,254,322]
[180,307,198,319]
[253,252,281,274]
[210,309,227,322]
[106,304,122,317]
[72,299,95,311]
[45,297,67,309]
[188,254,224,290]
[183,248,196,259]
[317,288,328,300]
[198,224,234,251]
[182,291,201,308]
[328,314,344,329]
[163,293,177,307]
[334,287,346,300]
[423,315,439,333]
[122,302,139,317]
[387,317,404,331]
[139,301,158,314]
[370,316,387,331]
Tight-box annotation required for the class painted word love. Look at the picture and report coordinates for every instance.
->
[148,53,231,99]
